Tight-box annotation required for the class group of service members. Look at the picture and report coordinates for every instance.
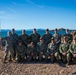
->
[0,28,76,65]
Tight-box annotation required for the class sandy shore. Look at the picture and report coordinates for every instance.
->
[0,50,76,75]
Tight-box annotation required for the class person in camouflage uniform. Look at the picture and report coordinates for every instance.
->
[63,29,72,44]
[53,28,61,46]
[4,31,14,63]
[27,42,37,62]
[47,37,59,63]
[16,40,27,62]
[42,29,52,45]
[69,37,76,64]
[18,30,29,48]
[29,28,40,49]
[11,28,18,60]
[37,37,47,61]
[59,36,70,64]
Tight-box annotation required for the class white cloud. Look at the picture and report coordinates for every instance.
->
[25,0,44,8]
[0,14,18,19]
[7,7,16,13]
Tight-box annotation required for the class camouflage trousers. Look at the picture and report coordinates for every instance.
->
[47,52,60,62]
[16,54,26,61]
[69,53,76,63]
[4,46,14,61]
[38,52,48,61]
[60,53,70,63]
[13,45,17,60]
[27,52,38,62]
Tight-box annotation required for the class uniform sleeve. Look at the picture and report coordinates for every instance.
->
[29,34,32,42]
[59,44,63,53]
[16,46,19,54]
[23,46,27,54]
[67,44,70,53]
[27,35,30,43]
[47,44,51,53]
[54,44,59,53]
[44,44,47,52]
[69,44,74,54]
[37,43,40,52]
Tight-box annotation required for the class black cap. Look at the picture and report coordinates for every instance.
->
[54,28,58,31]
[12,28,15,31]
[46,28,49,31]
[66,29,69,31]
[8,31,11,34]
[33,28,36,30]
[22,30,25,32]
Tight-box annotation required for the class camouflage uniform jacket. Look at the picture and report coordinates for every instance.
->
[16,45,26,56]
[19,34,29,45]
[27,46,36,55]
[37,42,47,53]
[47,43,58,53]
[12,33,18,45]
[30,33,40,43]
[5,36,13,47]
[53,33,61,44]
[42,33,52,44]
[63,33,72,44]
[59,43,69,53]
[69,43,76,54]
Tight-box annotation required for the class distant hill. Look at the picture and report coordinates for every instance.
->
[1,28,76,32]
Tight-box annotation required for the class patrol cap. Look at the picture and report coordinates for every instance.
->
[66,29,69,31]
[54,28,58,31]
[33,28,36,30]
[22,30,25,32]
[12,28,15,31]
[22,30,25,33]
[46,28,49,31]
[7,31,11,34]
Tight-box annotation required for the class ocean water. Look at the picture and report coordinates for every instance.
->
[1,30,73,38]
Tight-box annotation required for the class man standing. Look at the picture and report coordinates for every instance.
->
[11,28,18,60]
[19,30,29,48]
[64,29,72,44]
[53,28,61,46]
[30,28,40,49]
[42,29,52,45]
[4,31,14,63]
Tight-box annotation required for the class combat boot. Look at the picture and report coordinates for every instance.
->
[11,58,16,62]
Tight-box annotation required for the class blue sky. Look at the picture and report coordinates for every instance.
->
[0,0,76,29]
